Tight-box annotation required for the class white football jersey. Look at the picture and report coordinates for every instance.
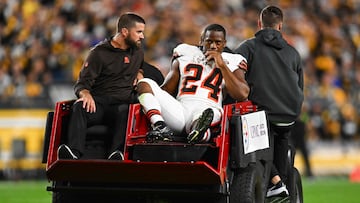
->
[173,43,246,109]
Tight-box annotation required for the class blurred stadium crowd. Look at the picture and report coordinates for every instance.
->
[0,0,359,142]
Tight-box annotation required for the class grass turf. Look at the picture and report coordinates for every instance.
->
[0,180,51,203]
[302,176,360,203]
[0,176,359,203]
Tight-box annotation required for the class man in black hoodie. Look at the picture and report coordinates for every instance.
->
[57,13,146,161]
[234,5,304,198]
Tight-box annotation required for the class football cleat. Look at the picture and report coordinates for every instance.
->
[146,121,174,142]
[187,108,214,144]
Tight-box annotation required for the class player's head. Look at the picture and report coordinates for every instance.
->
[259,5,283,31]
[199,24,227,53]
[117,12,146,48]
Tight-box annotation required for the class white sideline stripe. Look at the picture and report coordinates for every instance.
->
[0,118,45,128]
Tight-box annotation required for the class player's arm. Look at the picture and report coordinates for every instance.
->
[160,59,180,97]
[223,68,249,101]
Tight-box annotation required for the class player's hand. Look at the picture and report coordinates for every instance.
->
[205,50,225,68]
[77,90,96,113]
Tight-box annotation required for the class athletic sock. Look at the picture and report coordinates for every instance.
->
[138,93,164,124]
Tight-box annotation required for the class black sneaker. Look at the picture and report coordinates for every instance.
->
[187,108,214,144]
[266,181,289,198]
[57,144,79,160]
[146,121,174,142]
[108,150,124,160]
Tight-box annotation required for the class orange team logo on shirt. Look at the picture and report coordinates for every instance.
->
[124,56,130,63]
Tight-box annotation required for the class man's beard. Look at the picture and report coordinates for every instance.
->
[125,36,141,49]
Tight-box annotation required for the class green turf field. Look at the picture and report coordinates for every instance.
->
[0,176,359,203]
[0,180,51,203]
[302,176,360,203]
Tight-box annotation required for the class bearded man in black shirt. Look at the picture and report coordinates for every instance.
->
[58,13,146,161]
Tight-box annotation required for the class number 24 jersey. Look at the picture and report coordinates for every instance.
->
[173,43,247,108]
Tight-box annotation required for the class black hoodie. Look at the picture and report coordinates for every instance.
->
[74,37,144,104]
[234,28,304,123]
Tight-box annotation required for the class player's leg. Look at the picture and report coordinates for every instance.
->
[137,78,185,138]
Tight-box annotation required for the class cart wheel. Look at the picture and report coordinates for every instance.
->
[230,163,256,203]
[289,167,303,203]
